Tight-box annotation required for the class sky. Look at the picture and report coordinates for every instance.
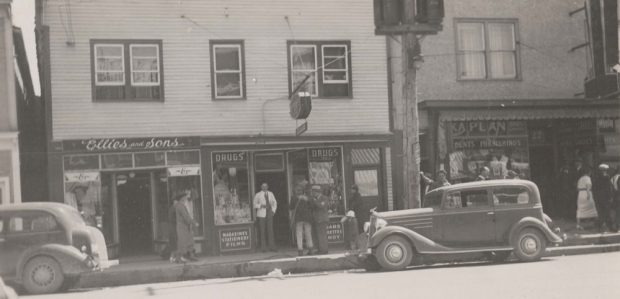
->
[12,0,39,96]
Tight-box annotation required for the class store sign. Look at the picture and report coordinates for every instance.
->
[219,227,252,251]
[213,151,247,167]
[327,222,344,243]
[64,171,100,183]
[167,166,201,177]
[452,137,528,150]
[450,120,527,137]
[63,137,200,152]
[309,147,341,162]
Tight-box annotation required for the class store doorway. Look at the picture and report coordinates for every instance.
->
[529,147,556,216]
[116,172,153,256]
[254,172,291,247]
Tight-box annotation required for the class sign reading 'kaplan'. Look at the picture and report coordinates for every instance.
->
[63,137,200,152]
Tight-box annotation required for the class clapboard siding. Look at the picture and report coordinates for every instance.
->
[42,0,389,139]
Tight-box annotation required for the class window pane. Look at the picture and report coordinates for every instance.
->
[132,57,158,71]
[133,72,159,84]
[215,47,240,71]
[167,150,200,165]
[292,72,316,95]
[351,148,381,165]
[489,52,516,78]
[354,169,379,196]
[323,46,346,56]
[213,152,252,225]
[102,153,133,169]
[462,189,489,207]
[64,155,100,171]
[255,153,284,172]
[292,46,316,70]
[96,45,122,57]
[134,152,165,167]
[216,73,241,97]
[131,45,157,57]
[324,57,346,70]
[324,71,347,81]
[488,23,515,51]
[458,52,486,79]
[97,58,123,71]
[64,179,102,227]
[493,187,529,205]
[457,23,485,51]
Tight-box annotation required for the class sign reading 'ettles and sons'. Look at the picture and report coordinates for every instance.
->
[219,227,252,251]
[63,137,200,153]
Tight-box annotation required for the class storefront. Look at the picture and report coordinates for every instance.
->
[201,136,392,255]
[420,99,620,218]
[50,136,203,258]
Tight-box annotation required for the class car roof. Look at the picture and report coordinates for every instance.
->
[0,202,78,217]
[433,179,539,192]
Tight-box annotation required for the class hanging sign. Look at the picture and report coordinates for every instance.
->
[64,172,100,183]
[167,166,201,177]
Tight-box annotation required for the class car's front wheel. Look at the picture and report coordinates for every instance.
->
[375,235,413,271]
[22,256,65,294]
[513,228,546,262]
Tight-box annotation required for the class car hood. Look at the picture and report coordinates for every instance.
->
[375,208,434,219]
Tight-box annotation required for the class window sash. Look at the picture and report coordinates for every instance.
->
[322,45,349,84]
[130,44,160,86]
[456,21,518,80]
[94,44,125,86]
[290,45,318,96]
[213,44,243,98]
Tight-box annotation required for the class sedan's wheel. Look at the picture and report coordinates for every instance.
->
[376,235,413,271]
[22,256,65,294]
[513,228,546,262]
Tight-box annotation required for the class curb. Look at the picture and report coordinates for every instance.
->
[76,243,620,289]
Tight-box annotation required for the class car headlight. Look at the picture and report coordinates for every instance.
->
[375,218,387,231]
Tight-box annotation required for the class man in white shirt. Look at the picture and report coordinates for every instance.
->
[253,183,278,252]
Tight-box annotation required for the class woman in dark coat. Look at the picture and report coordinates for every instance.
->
[348,185,366,233]
[162,195,180,261]
[175,192,197,263]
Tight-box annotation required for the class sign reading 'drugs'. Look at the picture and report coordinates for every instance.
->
[63,137,200,153]
[219,227,252,251]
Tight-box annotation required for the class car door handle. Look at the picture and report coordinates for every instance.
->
[487,212,495,215]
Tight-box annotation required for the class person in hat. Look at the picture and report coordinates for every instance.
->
[174,191,199,263]
[289,186,314,256]
[475,167,490,181]
[348,184,366,233]
[311,185,330,254]
[429,170,451,191]
[592,164,613,232]
[340,210,359,253]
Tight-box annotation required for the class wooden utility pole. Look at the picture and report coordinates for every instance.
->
[401,0,421,209]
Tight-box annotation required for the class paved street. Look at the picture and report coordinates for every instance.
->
[26,251,620,299]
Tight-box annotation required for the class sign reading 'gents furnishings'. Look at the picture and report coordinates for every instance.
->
[63,137,200,152]
[219,227,252,251]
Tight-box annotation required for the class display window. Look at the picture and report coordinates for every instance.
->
[308,147,345,215]
[212,152,252,225]
[63,172,103,228]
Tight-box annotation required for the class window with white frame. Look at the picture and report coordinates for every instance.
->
[288,41,351,98]
[455,20,519,80]
[210,41,245,99]
[91,40,163,101]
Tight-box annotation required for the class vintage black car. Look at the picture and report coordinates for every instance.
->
[0,202,116,294]
[365,180,563,271]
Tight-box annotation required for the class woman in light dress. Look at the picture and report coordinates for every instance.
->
[576,167,598,230]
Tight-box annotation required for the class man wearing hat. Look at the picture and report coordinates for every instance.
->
[592,164,613,232]
[348,184,366,233]
[429,170,451,191]
[311,185,329,254]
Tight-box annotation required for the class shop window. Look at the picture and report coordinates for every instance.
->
[493,187,529,206]
[255,153,285,172]
[167,175,203,236]
[91,40,164,101]
[308,147,345,215]
[288,41,352,98]
[210,41,245,100]
[455,19,519,80]
[63,175,102,227]
[212,152,252,225]
[102,153,133,169]
[422,190,442,208]
[351,148,381,165]
[134,152,165,167]
[167,150,200,166]
[354,169,379,197]
[64,155,100,171]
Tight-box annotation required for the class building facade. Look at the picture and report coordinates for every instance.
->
[36,0,393,257]
[387,0,620,218]
[0,0,22,205]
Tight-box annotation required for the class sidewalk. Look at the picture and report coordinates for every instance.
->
[76,226,620,290]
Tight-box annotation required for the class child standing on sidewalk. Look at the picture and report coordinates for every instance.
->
[341,210,359,254]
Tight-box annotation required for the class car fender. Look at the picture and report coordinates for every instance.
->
[368,226,450,253]
[15,244,91,283]
[508,217,563,245]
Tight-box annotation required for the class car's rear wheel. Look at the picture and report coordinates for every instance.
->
[22,256,65,294]
[375,235,413,271]
[513,228,546,262]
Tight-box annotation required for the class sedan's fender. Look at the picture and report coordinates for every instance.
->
[368,226,450,253]
[508,217,563,245]
[15,244,92,283]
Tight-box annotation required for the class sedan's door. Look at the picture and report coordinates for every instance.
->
[439,188,496,247]
[492,186,541,244]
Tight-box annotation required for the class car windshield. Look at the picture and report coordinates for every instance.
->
[422,190,443,208]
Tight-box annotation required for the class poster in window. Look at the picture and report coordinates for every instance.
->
[212,152,252,225]
[308,147,344,215]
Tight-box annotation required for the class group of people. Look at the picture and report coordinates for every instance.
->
[162,190,200,263]
[574,163,620,232]
[260,182,366,256]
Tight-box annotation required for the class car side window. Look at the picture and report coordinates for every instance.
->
[9,212,58,233]
[422,191,443,208]
[493,187,530,205]
[445,189,489,209]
